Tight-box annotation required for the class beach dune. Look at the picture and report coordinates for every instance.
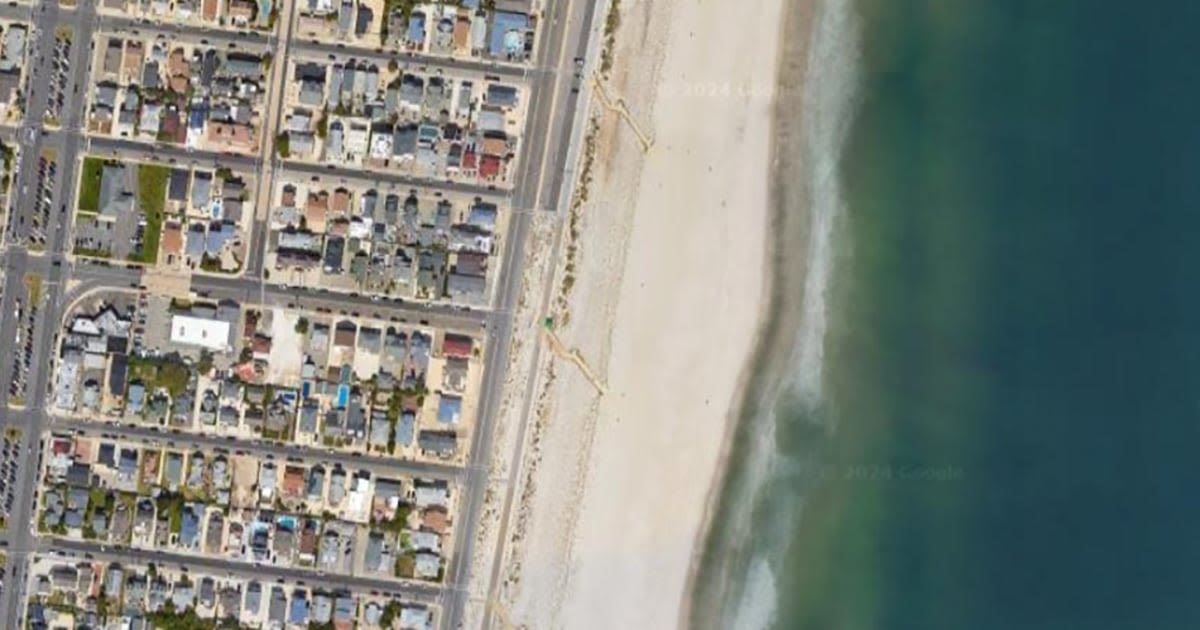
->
[498,0,790,627]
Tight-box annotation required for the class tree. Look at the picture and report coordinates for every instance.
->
[196,351,214,375]
[275,132,290,158]
[380,601,403,627]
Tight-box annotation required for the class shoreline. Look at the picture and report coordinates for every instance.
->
[681,0,820,624]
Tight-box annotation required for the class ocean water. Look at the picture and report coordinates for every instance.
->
[693,1,1200,629]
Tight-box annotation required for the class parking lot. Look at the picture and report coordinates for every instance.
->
[26,154,56,249]
[8,277,42,404]
[0,431,21,524]
[44,32,70,125]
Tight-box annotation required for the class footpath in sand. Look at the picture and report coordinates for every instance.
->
[478,0,791,627]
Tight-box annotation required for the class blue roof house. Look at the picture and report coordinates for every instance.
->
[437,395,462,425]
[398,410,416,447]
[489,12,528,57]
[407,12,427,46]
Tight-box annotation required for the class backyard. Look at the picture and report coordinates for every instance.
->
[131,163,169,264]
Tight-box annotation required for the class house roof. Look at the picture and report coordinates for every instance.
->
[331,188,350,214]
[485,83,518,108]
[489,11,529,57]
[192,171,213,207]
[281,465,305,497]
[437,395,462,425]
[421,506,450,534]
[207,121,256,150]
[333,320,356,347]
[442,333,473,358]
[480,154,501,177]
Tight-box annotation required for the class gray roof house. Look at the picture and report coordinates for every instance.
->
[191,171,213,209]
[244,581,262,615]
[447,272,486,303]
[486,83,519,108]
[222,53,263,79]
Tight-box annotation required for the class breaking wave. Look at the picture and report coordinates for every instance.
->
[715,0,861,628]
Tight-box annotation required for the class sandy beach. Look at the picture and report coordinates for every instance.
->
[466,0,793,627]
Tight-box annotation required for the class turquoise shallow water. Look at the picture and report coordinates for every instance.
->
[694,1,1200,629]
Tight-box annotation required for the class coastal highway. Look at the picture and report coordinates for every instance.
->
[53,417,465,482]
[471,0,607,621]
[440,0,605,626]
[0,0,103,624]
[39,539,445,604]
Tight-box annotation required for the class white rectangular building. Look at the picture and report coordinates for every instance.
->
[170,314,231,351]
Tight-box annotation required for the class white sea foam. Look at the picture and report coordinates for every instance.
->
[731,556,780,630]
[720,0,861,628]
[793,0,861,408]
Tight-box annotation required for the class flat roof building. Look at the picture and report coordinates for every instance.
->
[170,314,232,351]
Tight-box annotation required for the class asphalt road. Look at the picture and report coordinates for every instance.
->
[86,132,511,203]
[474,0,608,623]
[56,417,465,482]
[98,14,275,53]
[280,158,509,201]
[287,31,526,81]
[87,135,262,171]
[67,257,490,331]
[246,0,297,282]
[0,0,102,623]
[96,12,525,80]
[42,539,445,604]
[439,0,604,626]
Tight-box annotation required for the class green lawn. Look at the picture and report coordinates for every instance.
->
[78,157,104,211]
[394,552,416,578]
[73,246,113,259]
[133,164,170,264]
